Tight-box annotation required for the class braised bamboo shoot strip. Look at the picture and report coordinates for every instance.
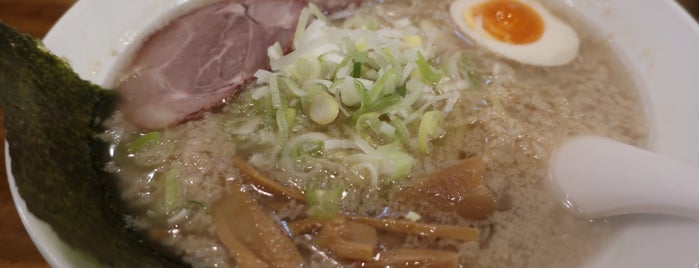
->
[290,216,479,241]
[212,181,304,267]
[289,216,463,265]
[290,215,478,242]
[395,156,497,220]
[365,248,460,268]
[232,157,306,201]
[211,218,269,268]
[348,215,479,241]
[313,216,378,261]
[287,217,321,236]
[233,158,345,220]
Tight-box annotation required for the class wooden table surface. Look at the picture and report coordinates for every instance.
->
[0,0,697,267]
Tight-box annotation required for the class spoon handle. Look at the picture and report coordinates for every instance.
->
[549,136,699,220]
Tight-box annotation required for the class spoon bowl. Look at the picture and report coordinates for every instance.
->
[548,136,699,220]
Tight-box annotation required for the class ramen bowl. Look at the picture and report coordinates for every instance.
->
[6,0,699,267]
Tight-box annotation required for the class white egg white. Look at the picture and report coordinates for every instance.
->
[450,0,580,66]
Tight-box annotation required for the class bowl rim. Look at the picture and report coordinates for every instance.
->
[7,0,699,267]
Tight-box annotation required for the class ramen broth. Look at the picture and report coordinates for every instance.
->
[103,0,648,267]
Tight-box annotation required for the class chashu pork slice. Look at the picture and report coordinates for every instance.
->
[118,0,306,130]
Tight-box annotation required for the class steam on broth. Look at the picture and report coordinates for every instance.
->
[102,0,648,267]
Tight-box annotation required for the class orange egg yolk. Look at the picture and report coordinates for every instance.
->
[468,0,544,44]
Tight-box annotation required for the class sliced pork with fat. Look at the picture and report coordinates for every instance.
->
[118,0,306,130]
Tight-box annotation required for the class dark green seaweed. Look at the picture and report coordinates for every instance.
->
[0,22,188,267]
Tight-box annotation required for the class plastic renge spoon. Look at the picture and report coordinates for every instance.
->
[548,135,699,220]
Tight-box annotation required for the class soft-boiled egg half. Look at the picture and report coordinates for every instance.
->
[450,0,580,66]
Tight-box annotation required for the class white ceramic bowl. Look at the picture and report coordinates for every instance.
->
[7,0,699,267]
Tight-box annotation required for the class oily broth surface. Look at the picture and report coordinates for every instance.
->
[104,0,648,267]
[359,0,647,267]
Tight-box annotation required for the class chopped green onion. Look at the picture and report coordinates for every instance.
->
[402,35,422,47]
[390,78,424,119]
[269,77,282,109]
[128,131,173,167]
[396,84,407,96]
[379,47,402,72]
[225,115,263,136]
[389,117,410,147]
[263,89,276,126]
[293,8,312,49]
[355,37,368,52]
[291,140,324,163]
[163,169,180,214]
[364,68,378,80]
[225,6,462,189]
[417,110,446,154]
[250,85,270,100]
[276,109,290,141]
[280,77,307,97]
[290,55,322,82]
[352,94,401,122]
[267,42,284,60]
[355,112,383,144]
[416,51,442,84]
[404,78,426,101]
[307,3,328,23]
[352,61,362,78]
[304,88,339,125]
[127,131,162,154]
[333,54,353,77]
[305,184,344,220]
[368,67,399,103]
[378,121,396,137]
[280,133,329,171]
[338,78,364,107]
[375,142,414,180]
[285,107,297,127]
[301,140,325,157]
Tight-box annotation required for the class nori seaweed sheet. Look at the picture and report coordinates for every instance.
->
[0,22,188,267]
